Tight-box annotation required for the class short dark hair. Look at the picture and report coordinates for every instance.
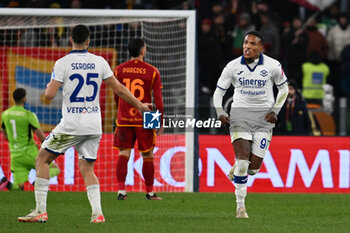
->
[245,31,265,45]
[128,38,145,58]
[288,79,298,90]
[13,88,26,102]
[71,24,91,44]
[338,12,349,21]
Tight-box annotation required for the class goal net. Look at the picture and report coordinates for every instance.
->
[0,9,195,192]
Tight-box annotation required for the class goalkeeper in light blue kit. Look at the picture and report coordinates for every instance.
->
[17,24,150,223]
[213,31,288,218]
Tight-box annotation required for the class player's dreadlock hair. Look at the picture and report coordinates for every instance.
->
[245,31,265,45]
[13,88,26,103]
[128,38,145,58]
[71,24,91,44]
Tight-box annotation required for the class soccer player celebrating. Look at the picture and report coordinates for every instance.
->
[17,25,150,223]
[0,88,60,191]
[213,31,288,218]
[114,38,164,200]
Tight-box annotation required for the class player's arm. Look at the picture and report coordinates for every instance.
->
[265,81,288,123]
[45,79,62,100]
[46,61,63,100]
[265,65,288,123]
[113,69,120,109]
[28,112,46,142]
[104,75,150,113]
[213,65,232,126]
[1,123,8,141]
[153,71,164,135]
[33,128,46,143]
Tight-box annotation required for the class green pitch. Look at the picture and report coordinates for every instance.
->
[0,192,349,233]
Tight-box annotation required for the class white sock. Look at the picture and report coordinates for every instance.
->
[35,177,50,213]
[237,201,245,209]
[87,185,103,216]
[118,190,126,195]
[233,160,249,210]
[235,184,247,210]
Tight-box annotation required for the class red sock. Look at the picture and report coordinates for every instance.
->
[142,158,154,193]
[117,155,129,190]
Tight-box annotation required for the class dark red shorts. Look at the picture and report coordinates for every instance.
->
[113,126,155,152]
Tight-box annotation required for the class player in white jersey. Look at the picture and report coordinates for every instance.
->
[17,25,150,223]
[213,31,288,218]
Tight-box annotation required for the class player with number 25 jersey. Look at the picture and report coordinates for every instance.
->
[51,50,112,135]
[17,25,150,224]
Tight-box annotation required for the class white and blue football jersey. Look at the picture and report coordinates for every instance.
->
[216,53,287,126]
[50,50,113,135]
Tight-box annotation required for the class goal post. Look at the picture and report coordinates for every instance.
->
[0,8,196,192]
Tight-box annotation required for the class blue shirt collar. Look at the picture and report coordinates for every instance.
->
[69,49,88,54]
[240,53,264,72]
[240,53,264,65]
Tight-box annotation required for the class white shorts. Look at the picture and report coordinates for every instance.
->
[229,120,272,158]
[41,133,101,161]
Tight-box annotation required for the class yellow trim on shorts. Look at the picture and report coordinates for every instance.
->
[140,146,154,153]
[114,147,133,151]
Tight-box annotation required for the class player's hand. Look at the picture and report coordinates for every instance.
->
[156,125,164,136]
[138,102,152,113]
[219,115,230,127]
[265,112,277,123]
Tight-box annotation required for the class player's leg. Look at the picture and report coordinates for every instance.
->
[31,142,60,179]
[114,126,136,200]
[249,129,273,175]
[116,149,131,200]
[141,149,161,200]
[17,148,57,223]
[7,154,31,190]
[11,169,29,191]
[2,173,26,191]
[248,154,263,175]
[76,135,104,223]
[18,133,72,223]
[49,161,60,178]
[228,121,252,218]
[79,159,104,222]
[138,128,161,200]
[35,149,58,209]
[2,150,35,191]
[232,138,251,218]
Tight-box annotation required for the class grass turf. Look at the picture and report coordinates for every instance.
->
[0,192,349,233]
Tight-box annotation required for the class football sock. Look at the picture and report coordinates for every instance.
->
[233,159,249,210]
[87,184,103,216]
[117,155,129,191]
[142,157,154,193]
[35,177,49,212]
[118,190,126,196]
[49,167,60,178]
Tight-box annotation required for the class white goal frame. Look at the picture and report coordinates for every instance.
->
[0,8,196,192]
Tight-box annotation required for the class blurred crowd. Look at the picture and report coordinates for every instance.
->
[0,0,191,9]
[1,0,350,135]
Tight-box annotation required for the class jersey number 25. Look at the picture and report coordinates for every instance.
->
[69,73,98,102]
